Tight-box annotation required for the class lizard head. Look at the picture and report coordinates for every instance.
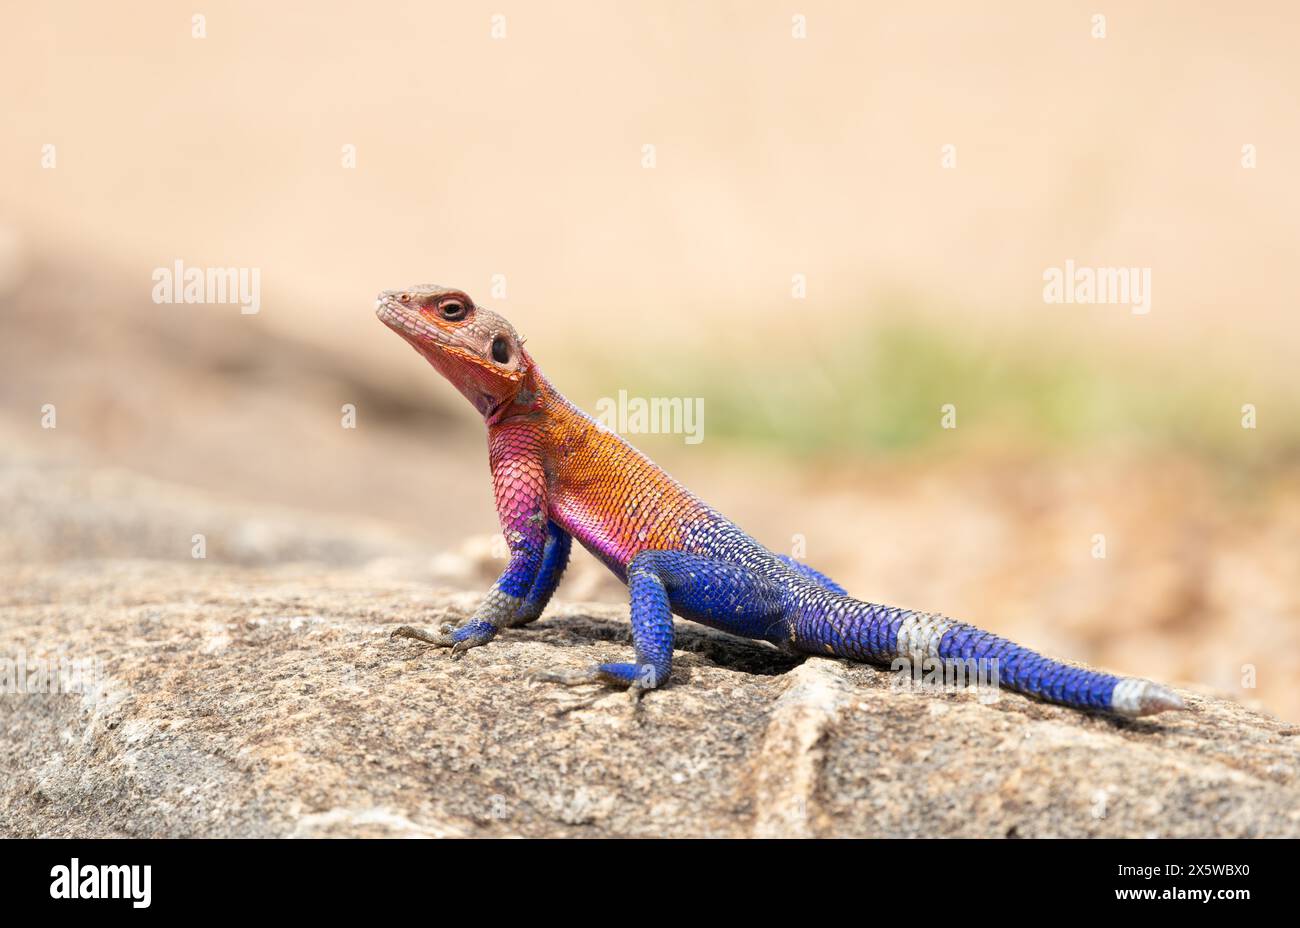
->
[376,285,534,421]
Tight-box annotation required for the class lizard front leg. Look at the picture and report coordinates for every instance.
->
[393,422,550,655]
[505,519,571,628]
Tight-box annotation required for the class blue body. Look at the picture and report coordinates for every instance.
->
[510,506,1123,711]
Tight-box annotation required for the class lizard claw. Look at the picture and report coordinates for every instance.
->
[390,624,456,647]
[530,666,648,721]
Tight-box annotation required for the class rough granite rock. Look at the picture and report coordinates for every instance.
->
[2,560,1298,838]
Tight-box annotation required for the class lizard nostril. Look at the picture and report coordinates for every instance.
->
[398,293,410,303]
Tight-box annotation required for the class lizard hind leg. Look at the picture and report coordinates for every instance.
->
[533,550,789,693]
[533,551,676,692]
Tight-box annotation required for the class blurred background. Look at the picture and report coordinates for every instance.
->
[2,1,1296,718]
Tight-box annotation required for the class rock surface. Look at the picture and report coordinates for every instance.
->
[3,559,1298,838]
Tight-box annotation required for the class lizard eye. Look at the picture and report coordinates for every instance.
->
[440,300,467,321]
[491,335,511,364]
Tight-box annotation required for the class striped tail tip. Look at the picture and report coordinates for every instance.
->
[1110,678,1186,717]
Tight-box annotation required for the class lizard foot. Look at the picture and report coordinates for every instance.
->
[530,661,662,691]
[391,620,497,658]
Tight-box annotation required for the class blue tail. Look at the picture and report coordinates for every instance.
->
[793,597,1184,717]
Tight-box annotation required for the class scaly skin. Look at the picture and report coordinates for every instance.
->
[377,285,1185,718]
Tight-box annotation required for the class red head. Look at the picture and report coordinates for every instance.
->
[376,285,536,421]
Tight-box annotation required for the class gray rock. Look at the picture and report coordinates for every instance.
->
[2,561,1297,837]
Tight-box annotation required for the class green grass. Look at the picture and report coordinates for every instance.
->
[574,319,1300,464]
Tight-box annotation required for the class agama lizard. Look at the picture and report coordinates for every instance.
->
[377,285,1185,718]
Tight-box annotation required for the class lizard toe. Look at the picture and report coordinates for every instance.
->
[390,624,456,647]
[447,620,497,658]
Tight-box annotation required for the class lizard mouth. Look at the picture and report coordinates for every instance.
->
[374,296,464,356]
[375,297,432,339]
